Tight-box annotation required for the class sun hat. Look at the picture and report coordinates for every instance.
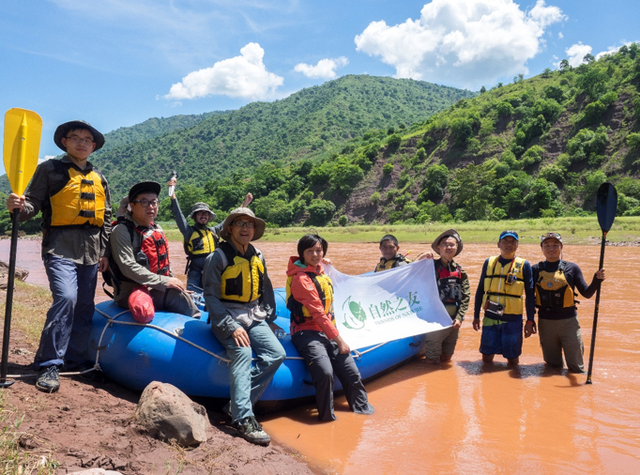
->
[189,202,216,220]
[431,229,463,256]
[128,181,161,203]
[54,120,105,152]
[219,207,266,241]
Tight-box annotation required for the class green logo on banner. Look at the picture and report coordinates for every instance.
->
[342,297,367,330]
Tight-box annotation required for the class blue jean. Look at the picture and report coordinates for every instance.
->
[34,254,98,369]
[211,320,286,422]
[186,256,206,292]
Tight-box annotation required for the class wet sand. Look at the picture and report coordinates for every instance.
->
[4,239,640,474]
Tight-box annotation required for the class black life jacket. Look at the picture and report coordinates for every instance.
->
[435,260,463,305]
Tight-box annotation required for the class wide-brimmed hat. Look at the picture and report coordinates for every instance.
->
[54,120,105,152]
[431,229,463,256]
[128,181,161,202]
[220,207,265,241]
[189,202,216,220]
[540,232,563,246]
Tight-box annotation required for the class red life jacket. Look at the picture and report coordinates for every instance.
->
[133,224,171,276]
[107,220,170,290]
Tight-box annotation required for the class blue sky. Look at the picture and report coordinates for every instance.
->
[1,0,638,173]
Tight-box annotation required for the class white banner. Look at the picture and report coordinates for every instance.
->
[325,259,453,350]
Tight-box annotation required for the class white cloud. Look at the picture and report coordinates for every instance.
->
[164,43,284,101]
[564,42,592,67]
[294,57,349,79]
[354,0,565,89]
[558,32,563,39]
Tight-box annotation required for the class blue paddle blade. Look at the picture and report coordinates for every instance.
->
[596,183,617,232]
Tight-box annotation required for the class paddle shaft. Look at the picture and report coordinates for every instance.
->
[585,230,607,384]
[0,211,20,387]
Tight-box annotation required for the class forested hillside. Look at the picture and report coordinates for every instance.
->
[89,75,475,198]
[165,45,639,227]
[97,112,221,152]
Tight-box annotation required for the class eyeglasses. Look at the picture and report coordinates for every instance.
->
[65,135,94,146]
[132,199,159,208]
[232,220,255,229]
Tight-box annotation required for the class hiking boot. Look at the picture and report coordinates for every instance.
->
[233,416,271,446]
[36,366,60,393]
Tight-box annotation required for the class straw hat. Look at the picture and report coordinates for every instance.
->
[219,207,266,241]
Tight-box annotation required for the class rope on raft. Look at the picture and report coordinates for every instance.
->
[5,308,389,380]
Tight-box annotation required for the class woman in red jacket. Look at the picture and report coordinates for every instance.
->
[286,234,374,421]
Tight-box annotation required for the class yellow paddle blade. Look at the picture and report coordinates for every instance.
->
[3,108,43,196]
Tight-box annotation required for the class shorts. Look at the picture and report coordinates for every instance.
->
[479,318,523,359]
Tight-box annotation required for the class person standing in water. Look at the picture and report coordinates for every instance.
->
[418,229,470,364]
[473,231,535,365]
[532,232,605,373]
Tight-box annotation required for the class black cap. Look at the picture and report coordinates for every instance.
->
[128,181,161,202]
[54,120,105,152]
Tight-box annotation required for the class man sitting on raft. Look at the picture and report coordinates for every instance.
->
[202,208,285,447]
[109,181,200,323]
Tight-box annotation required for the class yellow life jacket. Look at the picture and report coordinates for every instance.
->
[49,162,106,227]
[482,256,526,315]
[374,254,410,272]
[185,228,217,256]
[218,241,264,303]
[535,261,576,310]
[286,270,334,325]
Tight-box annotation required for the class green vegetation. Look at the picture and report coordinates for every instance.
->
[170,44,637,228]
[87,75,475,200]
[3,45,640,233]
[158,216,640,246]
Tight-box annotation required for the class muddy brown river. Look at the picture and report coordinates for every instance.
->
[4,238,639,474]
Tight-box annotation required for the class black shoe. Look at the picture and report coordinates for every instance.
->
[233,416,271,446]
[36,366,60,393]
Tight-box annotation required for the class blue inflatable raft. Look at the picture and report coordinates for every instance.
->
[88,288,426,409]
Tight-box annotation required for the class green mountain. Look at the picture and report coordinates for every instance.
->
[176,44,640,227]
[89,75,475,199]
[98,112,222,152]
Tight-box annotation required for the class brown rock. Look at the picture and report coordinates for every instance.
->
[135,381,208,447]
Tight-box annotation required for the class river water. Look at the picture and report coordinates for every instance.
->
[4,239,639,474]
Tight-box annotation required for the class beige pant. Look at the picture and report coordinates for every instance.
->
[538,316,584,373]
[424,325,460,361]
